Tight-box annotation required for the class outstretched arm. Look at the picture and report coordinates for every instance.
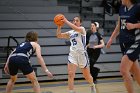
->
[63,17,85,34]
[34,42,53,78]
[106,18,120,48]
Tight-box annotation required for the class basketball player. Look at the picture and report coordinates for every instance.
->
[56,16,96,93]
[4,31,53,93]
[106,0,140,93]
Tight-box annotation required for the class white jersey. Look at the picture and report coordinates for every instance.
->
[66,27,86,52]
[66,27,89,68]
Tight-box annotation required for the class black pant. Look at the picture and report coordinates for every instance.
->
[87,48,100,81]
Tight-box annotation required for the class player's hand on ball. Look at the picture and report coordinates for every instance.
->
[54,14,65,26]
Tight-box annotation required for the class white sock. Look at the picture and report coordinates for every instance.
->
[90,83,96,87]
[90,83,96,93]
[69,90,75,93]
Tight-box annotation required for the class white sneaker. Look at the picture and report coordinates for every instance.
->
[91,85,96,93]
[69,90,76,93]
[69,92,76,93]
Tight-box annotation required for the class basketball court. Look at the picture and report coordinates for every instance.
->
[0,78,140,93]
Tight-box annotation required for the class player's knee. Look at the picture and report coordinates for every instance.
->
[68,71,75,78]
[30,78,39,86]
[10,77,17,83]
[120,68,128,76]
[30,77,38,83]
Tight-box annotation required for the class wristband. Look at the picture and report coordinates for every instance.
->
[45,69,49,72]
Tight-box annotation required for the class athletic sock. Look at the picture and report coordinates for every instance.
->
[69,90,75,93]
[90,83,96,93]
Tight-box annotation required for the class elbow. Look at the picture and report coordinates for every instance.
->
[102,43,105,47]
[101,42,105,48]
[102,43,105,48]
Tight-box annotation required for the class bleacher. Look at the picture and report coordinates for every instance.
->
[0,0,122,84]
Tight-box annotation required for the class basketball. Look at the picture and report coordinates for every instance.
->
[54,14,65,26]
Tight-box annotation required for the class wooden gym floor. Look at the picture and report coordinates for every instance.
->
[0,78,140,93]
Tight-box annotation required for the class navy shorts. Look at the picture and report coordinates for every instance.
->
[8,56,33,76]
[120,42,140,62]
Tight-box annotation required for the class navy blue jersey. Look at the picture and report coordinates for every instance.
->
[13,42,35,58]
[119,4,140,43]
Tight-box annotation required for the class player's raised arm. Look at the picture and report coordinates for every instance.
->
[63,16,85,34]
[56,26,69,39]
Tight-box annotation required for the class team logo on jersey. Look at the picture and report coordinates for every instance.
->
[121,19,126,30]
[70,33,78,38]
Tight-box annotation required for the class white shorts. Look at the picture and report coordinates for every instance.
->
[68,50,89,68]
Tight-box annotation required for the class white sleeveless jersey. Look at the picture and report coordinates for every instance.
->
[66,27,86,52]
